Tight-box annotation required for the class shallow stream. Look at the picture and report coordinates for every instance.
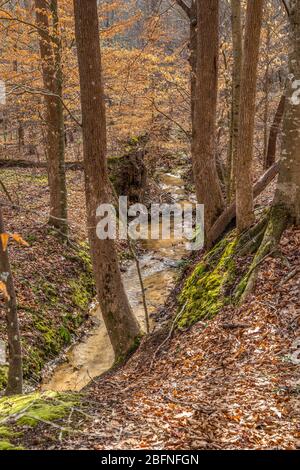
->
[42,172,192,391]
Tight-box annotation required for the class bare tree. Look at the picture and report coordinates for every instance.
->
[0,207,23,396]
[227,0,242,201]
[240,0,300,299]
[192,0,224,239]
[236,0,264,233]
[73,0,141,361]
[34,0,68,235]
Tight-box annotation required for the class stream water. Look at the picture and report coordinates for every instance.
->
[42,172,192,392]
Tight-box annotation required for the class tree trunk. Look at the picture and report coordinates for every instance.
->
[263,23,271,165]
[175,1,197,136]
[207,161,279,247]
[192,0,224,239]
[273,1,300,224]
[264,94,286,169]
[18,121,25,152]
[227,0,242,201]
[189,1,197,128]
[236,0,264,233]
[73,0,141,361]
[35,0,68,235]
[238,0,300,301]
[0,208,23,395]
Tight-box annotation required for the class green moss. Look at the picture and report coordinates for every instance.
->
[0,427,13,438]
[178,238,238,328]
[114,333,144,366]
[0,366,8,392]
[33,318,60,355]
[0,392,77,450]
[19,242,95,385]
[42,282,59,303]
[0,440,23,450]
[23,174,48,185]
[76,242,93,272]
[70,272,94,310]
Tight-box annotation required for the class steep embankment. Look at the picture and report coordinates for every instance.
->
[0,169,96,391]
[10,227,299,450]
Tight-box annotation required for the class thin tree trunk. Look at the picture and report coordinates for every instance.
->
[35,0,68,235]
[207,161,279,247]
[189,1,197,128]
[0,208,23,396]
[236,0,264,233]
[227,0,242,201]
[175,1,197,135]
[239,0,300,301]
[273,1,300,224]
[263,24,271,165]
[73,0,141,361]
[264,94,286,169]
[18,121,25,152]
[192,0,224,239]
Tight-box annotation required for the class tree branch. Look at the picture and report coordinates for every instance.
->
[282,0,290,16]
[175,0,191,18]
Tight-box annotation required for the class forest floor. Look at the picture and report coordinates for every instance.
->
[18,227,300,450]
[0,159,172,392]
[1,157,299,450]
[0,168,96,391]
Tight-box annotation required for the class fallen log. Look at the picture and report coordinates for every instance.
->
[0,159,83,170]
[207,161,279,247]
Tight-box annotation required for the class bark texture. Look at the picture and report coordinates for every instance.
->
[192,0,224,238]
[273,0,300,223]
[73,0,141,360]
[0,208,23,395]
[35,0,68,234]
[236,0,264,233]
[227,0,242,201]
[239,0,300,301]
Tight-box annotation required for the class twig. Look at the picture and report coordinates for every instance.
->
[150,301,187,369]
[240,247,275,303]
[279,267,300,285]
[24,414,77,433]
[162,394,214,415]
[282,0,291,16]
[0,401,38,425]
[128,240,150,334]
[0,178,14,204]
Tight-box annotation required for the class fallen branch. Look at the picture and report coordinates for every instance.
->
[279,267,300,285]
[208,161,279,247]
[0,159,83,170]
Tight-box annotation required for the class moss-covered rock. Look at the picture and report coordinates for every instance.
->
[178,235,239,328]
[0,391,77,450]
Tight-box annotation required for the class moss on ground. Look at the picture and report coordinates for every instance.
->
[178,233,244,328]
[0,391,78,450]
[0,241,95,393]
[0,367,8,391]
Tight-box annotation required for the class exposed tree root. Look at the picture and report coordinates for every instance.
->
[236,205,291,303]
